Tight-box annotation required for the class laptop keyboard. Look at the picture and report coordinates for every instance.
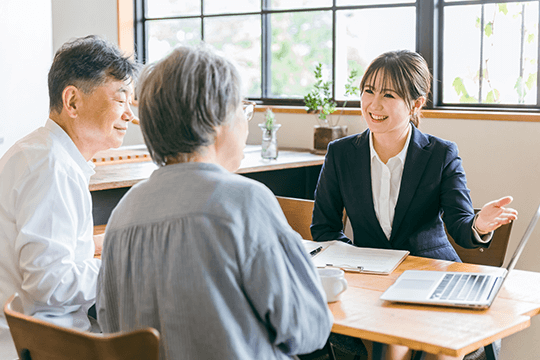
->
[430,273,491,302]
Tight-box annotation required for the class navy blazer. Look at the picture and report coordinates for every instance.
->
[311,125,489,261]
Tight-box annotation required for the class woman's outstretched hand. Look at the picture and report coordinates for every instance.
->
[475,196,518,234]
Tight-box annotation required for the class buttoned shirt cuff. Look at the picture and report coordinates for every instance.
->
[472,213,493,243]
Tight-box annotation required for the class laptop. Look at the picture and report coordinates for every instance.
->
[380,204,540,309]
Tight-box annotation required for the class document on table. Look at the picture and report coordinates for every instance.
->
[302,240,409,275]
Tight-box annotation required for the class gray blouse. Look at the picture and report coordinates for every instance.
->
[96,162,333,360]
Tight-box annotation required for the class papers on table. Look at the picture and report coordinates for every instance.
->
[303,240,409,275]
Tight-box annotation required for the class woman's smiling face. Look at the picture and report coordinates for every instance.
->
[361,73,412,138]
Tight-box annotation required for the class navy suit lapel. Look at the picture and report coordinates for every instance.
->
[390,126,433,244]
[351,130,388,245]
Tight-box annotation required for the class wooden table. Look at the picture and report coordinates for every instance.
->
[330,256,540,358]
[90,145,325,225]
[94,222,540,357]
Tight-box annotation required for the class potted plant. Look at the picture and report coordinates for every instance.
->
[304,63,360,152]
[258,108,281,159]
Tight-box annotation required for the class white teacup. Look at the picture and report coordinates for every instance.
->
[317,268,348,302]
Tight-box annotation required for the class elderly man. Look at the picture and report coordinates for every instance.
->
[0,35,138,358]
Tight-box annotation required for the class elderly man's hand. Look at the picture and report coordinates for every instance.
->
[475,196,518,234]
[93,234,104,256]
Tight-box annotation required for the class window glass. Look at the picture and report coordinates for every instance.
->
[146,0,200,17]
[335,7,416,100]
[336,0,414,6]
[269,0,331,10]
[140,0,540,109]
[443,2,538,105]
[147,19,202,64]
[204,0,260,15]
[204,15,262,97]
[270,11,332,98]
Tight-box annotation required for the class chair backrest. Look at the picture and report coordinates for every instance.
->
[276,196,347,240]
[277,196,315,240]
[4,294,160,360]
[445,210,513,267]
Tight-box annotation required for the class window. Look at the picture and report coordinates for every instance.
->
[135,0,540,110]
[441,1,538,108]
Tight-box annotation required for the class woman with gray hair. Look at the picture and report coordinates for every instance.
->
[96,45,333,360]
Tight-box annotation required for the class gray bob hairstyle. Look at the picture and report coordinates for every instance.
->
[137,44,242,166]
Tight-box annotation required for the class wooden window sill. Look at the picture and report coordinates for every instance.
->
[254,106,540,122]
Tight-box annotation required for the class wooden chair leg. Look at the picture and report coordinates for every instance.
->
[484,344,498,360]
[323,339,336,360]
[20,349,32,360]
[372,342,386,360]
[413,344,497,360]
[297,339,336,360]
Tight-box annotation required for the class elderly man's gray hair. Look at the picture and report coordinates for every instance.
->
[137,44,242,166]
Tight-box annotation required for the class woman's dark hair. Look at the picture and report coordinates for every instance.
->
[137,44,242,167]
[48,35,139,113]
[360,50,431,127]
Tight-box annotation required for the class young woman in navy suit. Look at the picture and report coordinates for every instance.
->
[311,50,518,360]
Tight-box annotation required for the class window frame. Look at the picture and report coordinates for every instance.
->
[127,0,540,113]
[435,0,540,111]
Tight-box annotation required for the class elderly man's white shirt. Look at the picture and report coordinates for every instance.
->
[0,119,100,358]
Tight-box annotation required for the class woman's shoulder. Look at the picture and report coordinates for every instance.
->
[328,130,369,151]
[414,127,458,151]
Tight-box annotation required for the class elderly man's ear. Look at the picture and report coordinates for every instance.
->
[61,85,82,118]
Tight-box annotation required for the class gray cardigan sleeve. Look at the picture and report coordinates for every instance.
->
[241,191,333,355]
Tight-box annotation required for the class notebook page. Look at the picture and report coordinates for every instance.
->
[310,240,409,274]
[301,239,331,253]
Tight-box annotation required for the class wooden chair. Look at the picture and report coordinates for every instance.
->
[4,293,160,360]
[276,196,316,240]
[276,196,347,241]
[446,210,513,267]
[275,196,337,360]
[413,214,513,360]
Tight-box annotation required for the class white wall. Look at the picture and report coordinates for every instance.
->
[0,0,53,156]
[51,0,118,52]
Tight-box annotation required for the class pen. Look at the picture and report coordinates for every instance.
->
[325,264,364,272]
[310,246,323,256]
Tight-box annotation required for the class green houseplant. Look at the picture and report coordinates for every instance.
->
[304,63,360,152]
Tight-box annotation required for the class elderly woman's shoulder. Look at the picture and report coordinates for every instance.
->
[220,171,275,199]
[210,171,283,220]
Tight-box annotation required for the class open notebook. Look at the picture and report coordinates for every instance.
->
[380,204,540,309]
[303,240,409,275]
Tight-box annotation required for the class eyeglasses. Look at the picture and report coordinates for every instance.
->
[242,100,256,122]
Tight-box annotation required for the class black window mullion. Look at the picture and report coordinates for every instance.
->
[200,0,205,40]
[332,0,337,103]
[478,4,485,103]
[417,0,437,108]
[436,0,444,107]
[537,3,540,106]
[262,0,271,99]
[134,0,146,63]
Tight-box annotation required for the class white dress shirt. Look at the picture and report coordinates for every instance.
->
[370,123,491,243]
[370,124,413,239]
[0,119,100,358]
